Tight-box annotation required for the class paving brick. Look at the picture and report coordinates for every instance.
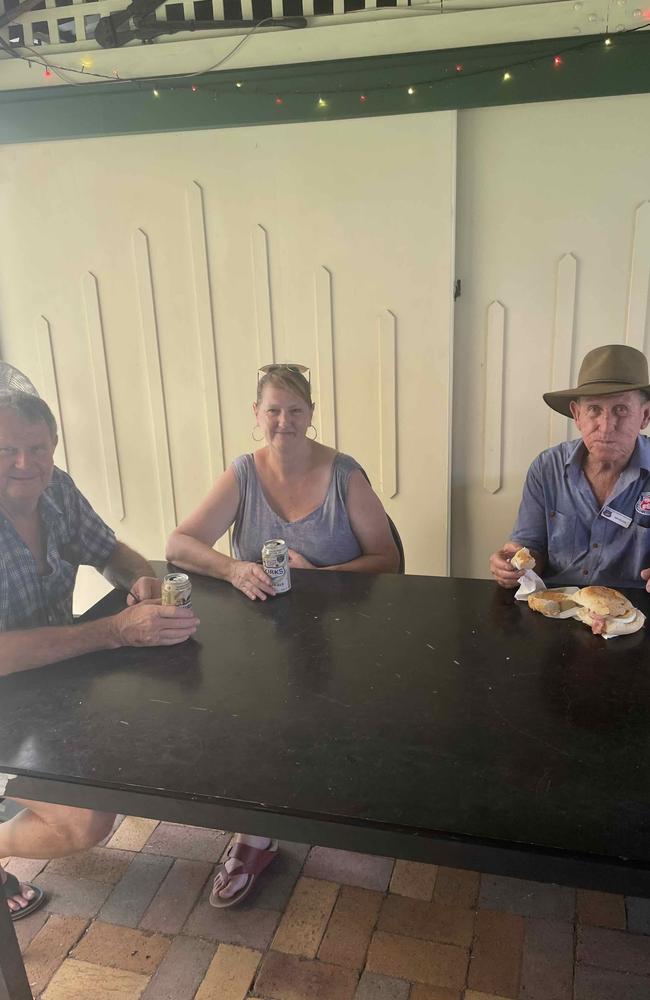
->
[71,921,171,975]
[246,840,310,911]
[139,858,211,934]
[44,847,134,885]
[41,958,150,999]
[184,895,280,949]
[377,894,474,947]
[254,950,358,1000]
[573,963,650,1000]
[23,914,88,995]
[467,909,525,998]
[194,943,261,1000]
[142,823,230,862]
[479,875,575,921]
[107,817,159,852]
[626,896,650,935]
[577,890,626,929]
[303,847,394,891]
[520,917,573,1000]
[464,993,515,1000]
[389,860,438,901]
[141,935,215,1000]
[389,859,438,900]
[577,924,650,975]
[433,867,480,909]
[98,853,173,928]
[1,857,48,883]
[354,970,410,999]
[366,930,468,989]
[318,885,383,969]
[272,876,338,958]
[37,872,113,918]
[13,907,49,952]
[409,987,461,1000]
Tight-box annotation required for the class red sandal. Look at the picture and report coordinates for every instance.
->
[209,839,279,909]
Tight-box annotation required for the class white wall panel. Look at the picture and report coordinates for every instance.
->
[453,92,650,579]
[0,111,456,613]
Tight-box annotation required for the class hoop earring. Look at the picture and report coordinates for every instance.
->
[306,424,318,440]
[252,426,265,442]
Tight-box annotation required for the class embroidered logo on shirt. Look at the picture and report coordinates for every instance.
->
[635,493,650,515]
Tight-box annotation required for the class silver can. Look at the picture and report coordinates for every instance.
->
[262,538,291,594]
[161,572,192,608]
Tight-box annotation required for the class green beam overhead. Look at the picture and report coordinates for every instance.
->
[0,30,649,143]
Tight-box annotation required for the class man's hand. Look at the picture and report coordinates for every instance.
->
[228,560,276,601]
[127,576,162,605]
[112,601,199,646]
[641,568,650,592]
[489,542,525,589]
[287,549,315,570]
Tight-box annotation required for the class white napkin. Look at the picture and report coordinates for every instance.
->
[514,569,547,601]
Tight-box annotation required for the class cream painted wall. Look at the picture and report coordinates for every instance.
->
[0,111,456,610]
[452,91,650,579]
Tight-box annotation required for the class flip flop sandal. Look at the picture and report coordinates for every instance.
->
[209,839,279,909]
[2,871,46,922]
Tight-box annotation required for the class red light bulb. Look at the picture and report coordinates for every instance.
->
[275,96,283,105]
[553,55,563,67]
[455,64,463,72]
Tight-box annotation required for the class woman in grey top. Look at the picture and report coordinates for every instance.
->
[167,364,398,906]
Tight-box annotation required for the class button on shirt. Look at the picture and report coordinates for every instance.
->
[512,436,650,588]
[0,467,116,632]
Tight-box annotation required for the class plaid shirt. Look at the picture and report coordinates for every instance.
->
[0,467,116,632]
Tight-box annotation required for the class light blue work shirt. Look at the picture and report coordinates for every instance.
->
[512,436,650,588]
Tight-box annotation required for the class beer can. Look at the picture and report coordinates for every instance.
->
[161,572,192,608]
[262,538,291,594]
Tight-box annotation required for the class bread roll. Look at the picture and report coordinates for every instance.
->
[511,547,536,571]
[528,590,578,618]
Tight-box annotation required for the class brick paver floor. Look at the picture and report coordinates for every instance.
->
[4,816,650,999]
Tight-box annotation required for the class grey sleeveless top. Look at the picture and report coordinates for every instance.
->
[231,452,363,567]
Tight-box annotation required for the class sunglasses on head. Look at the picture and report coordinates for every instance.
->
[258,363,310,384]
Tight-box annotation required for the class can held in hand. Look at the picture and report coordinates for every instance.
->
[262,538,291,594]
[161,572,192,608]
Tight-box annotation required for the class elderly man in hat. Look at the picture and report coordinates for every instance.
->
[0,389,200,922]
[490,344,650,590]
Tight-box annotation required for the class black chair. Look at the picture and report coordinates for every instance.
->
[387,515,406,574]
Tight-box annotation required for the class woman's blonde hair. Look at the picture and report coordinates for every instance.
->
[256,364,313,409]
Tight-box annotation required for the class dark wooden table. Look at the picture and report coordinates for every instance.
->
[3,567,650,998]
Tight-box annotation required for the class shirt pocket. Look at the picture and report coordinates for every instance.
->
[547,510,578,572]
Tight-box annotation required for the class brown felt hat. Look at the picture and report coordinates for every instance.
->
[543,344,650,418]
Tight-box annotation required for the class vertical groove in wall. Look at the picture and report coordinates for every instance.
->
[252,224,275,367]
[187,181,230,556]
[625,201,650,351]
[82,273,125,521]
[133,228,177,541]
[378,309,397,499]
[548,253,577,448]
[314,266,337,447]
[483,301,505,495]
[36,315,68,472]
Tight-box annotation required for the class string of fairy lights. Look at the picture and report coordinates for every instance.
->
[0,12,649,106]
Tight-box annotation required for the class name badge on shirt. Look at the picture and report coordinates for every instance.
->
[600,505,632,528]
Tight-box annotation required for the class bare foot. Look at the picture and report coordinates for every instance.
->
[1,863,37,914]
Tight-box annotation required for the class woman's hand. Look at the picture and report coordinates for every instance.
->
[228,560,277,601]
[287,549,316,570]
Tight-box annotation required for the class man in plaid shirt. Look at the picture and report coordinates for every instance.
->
[0,391,199,921]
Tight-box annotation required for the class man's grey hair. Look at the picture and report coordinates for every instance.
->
[0,391,58,440]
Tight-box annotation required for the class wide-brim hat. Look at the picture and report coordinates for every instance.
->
[543,344,650,418]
